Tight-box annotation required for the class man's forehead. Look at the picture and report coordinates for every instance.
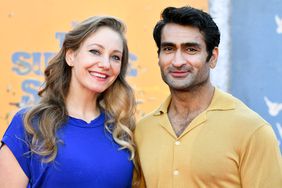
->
[161,23,204,44]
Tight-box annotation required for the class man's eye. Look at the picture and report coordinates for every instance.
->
[163,47,173,51]
[186,48,197,54]
[89,49,100,55]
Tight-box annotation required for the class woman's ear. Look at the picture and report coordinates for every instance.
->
[209,47,219,69]
[65,49,75,67]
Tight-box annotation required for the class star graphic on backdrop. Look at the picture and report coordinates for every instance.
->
[275,15,282,34]
[264,96,282,116]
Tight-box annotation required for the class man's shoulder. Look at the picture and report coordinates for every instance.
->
[137,110,159,127]
[217,89,269,127]
[136,96,170,128]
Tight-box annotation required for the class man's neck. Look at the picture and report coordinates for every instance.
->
[169,83,215,114]
[168,83,215,137]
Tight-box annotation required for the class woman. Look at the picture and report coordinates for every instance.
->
[0,16,139,188]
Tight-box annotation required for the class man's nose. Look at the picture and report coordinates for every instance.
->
[172,50,186,67]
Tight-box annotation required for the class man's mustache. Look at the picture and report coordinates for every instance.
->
[167,66,193,72]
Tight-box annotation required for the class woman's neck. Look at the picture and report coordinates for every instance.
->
[65,88,100,123]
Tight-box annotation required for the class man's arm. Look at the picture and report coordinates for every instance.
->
[240,125,282,187]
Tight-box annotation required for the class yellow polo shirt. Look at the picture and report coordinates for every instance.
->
[135,88,282,188]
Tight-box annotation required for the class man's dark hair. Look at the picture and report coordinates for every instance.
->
[153,6,220,61]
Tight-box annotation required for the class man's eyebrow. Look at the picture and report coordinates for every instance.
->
[160,42,201,48]
[182,42,201,48]
[160,42,176,47]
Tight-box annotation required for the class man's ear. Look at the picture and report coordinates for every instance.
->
[209,47,219,69]
[65,49,75,67]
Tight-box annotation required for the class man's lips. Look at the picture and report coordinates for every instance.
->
[169,70,190,77]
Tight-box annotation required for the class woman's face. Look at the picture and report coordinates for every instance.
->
[66,26,123,95]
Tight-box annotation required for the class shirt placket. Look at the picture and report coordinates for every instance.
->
[172,138,182,188]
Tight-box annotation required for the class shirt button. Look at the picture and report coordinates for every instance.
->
[175,141,181,145]
[173,170,179,176]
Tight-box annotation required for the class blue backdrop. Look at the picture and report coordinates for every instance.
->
[231,0,282,152]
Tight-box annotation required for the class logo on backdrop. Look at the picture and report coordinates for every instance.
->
[275,15,282,34]
[262,14,282,149]
[264,97,282,145]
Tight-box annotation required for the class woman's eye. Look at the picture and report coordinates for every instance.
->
[89,49,100,55]
[112,55,121,62]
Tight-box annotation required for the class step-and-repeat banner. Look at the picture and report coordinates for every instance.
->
[0,0,207,137]
[231,0,282,152]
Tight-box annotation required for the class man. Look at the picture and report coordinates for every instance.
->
[135,6,282,187]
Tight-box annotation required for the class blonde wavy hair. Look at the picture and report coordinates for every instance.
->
[23,16,140,183]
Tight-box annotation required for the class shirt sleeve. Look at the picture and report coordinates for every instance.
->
[240,124,282,188]
[1,109,31,179]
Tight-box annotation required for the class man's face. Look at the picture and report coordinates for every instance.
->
[158,23,217,91]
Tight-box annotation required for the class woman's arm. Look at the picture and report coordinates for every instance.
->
[0,145,29,188]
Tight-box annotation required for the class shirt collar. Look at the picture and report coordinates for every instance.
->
[153,87,235,116]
